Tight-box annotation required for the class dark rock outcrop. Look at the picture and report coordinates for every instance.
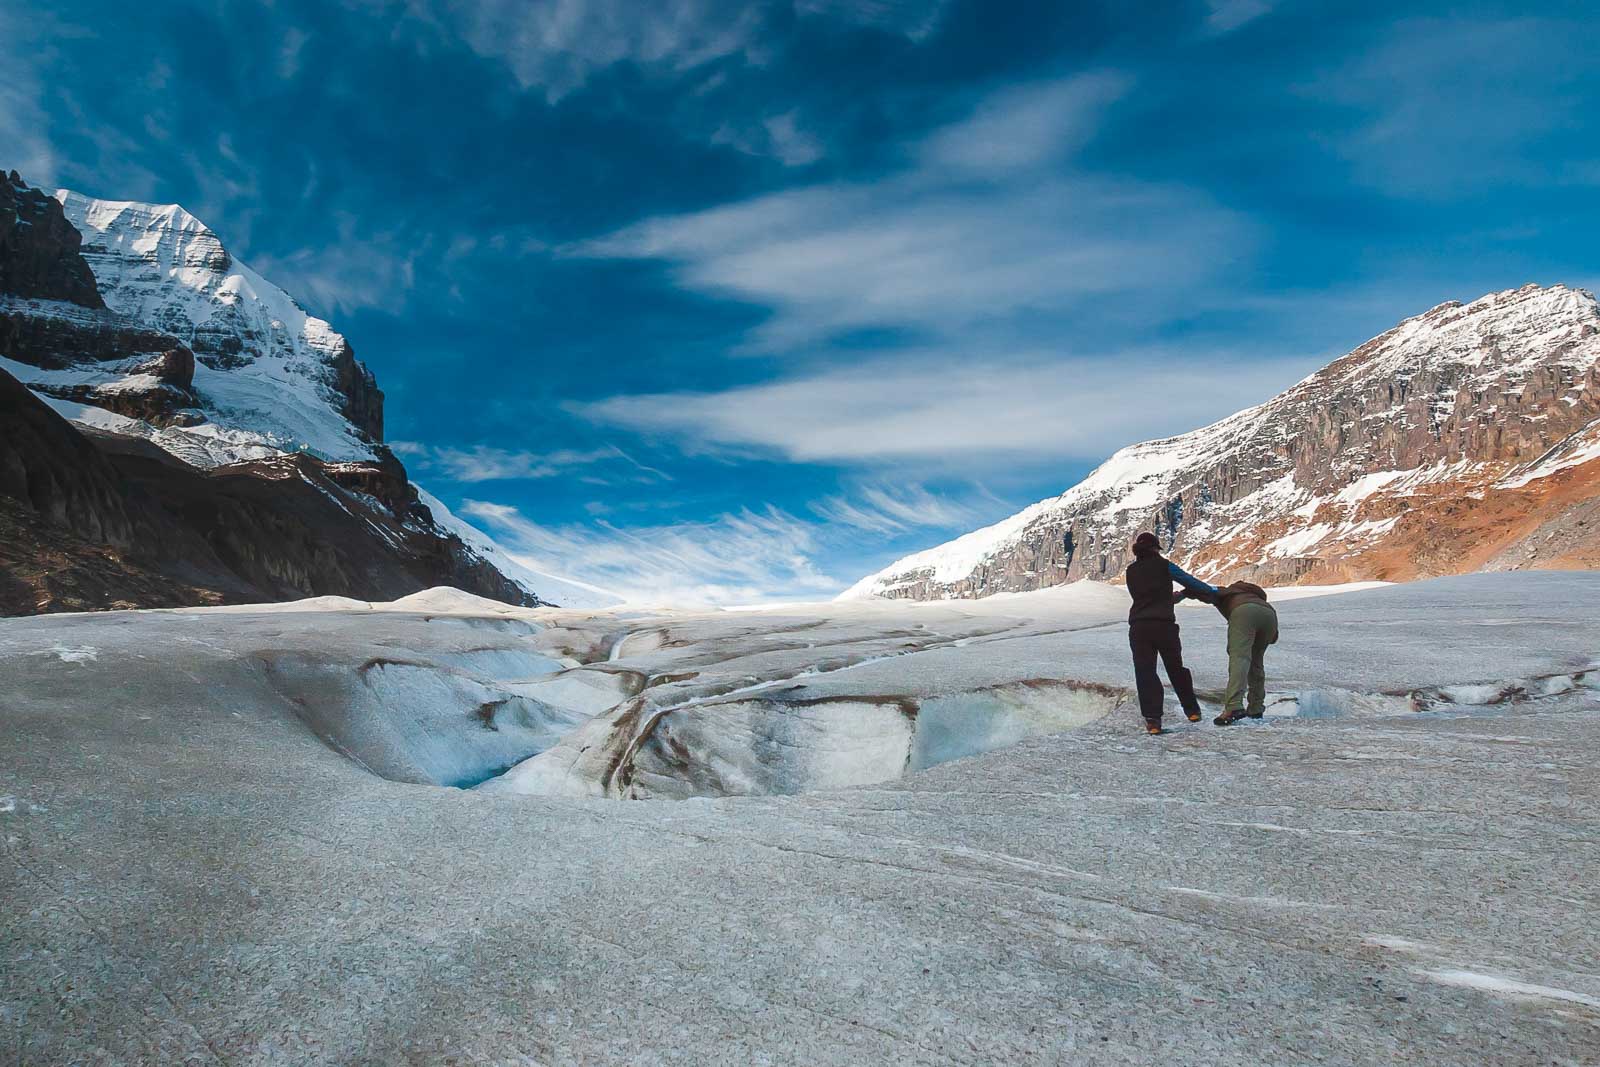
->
[0,368,541,615]
[28,379,201,426]
[0,170,103,308]
[0,171,198,376]
[1,361,153,548]
[331,338,384,442]
[132,346,195,387]
[0,300,193,370]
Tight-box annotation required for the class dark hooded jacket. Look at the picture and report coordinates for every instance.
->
[1126,553,1219,624]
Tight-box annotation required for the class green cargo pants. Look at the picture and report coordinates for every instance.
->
[1223,601,1279,715]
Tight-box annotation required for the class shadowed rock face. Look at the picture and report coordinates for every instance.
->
[0,170,103,307]
[0,172,198,388]
[853,285,1600,599]
[1,362,155,549]
[0,367,541,615]
[332,340,384,442]
[0,300,194,377]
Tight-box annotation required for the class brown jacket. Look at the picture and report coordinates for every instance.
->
[1213,581,1270,621]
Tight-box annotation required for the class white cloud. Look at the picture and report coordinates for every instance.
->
[1306,17,1594,197]
[253,242,416,317]
[711,109,826,167]
[575,73,1243,349]
[339,0,751,101]
[579,173,1238,350]
[175,135,264,249]
[575,349,1307,465]
[795,0,947,40]
[1202,0,1275,34]
[393,442,670,483]
[279,27,310,80]
[462,499,842,605]
[568,68,1281,469]
[0,94,55,184]
[763,112,824,167]
[458,477,998,604]
[919,72,1130,176]
[250,212,421,316]
[810,483,982,535]
[361,0,948,102]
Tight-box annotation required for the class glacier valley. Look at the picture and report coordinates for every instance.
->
[3,572,1597,1064]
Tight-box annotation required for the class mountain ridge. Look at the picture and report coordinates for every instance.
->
[845,283,1600,600]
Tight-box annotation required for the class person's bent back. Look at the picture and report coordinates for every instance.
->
[1210,580,1279,725]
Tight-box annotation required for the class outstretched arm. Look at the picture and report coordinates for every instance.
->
[1167,561,1219,602]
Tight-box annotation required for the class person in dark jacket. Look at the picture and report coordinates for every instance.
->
[1208,581,1279,725]
[1124,532,1218,735]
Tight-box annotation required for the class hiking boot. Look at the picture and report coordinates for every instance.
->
[1145,720,1165,736]
[1184,709,1203,723]
[1213,710,1247,726]
[1244,709,1265,719]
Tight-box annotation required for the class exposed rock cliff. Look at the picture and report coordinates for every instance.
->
[0,366,538,614]
[847,285,1600,599]
[0,170,102,306]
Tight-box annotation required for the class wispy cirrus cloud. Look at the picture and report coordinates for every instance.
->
[711,109,825,168]
[809,482,984,535]
[248,211,425,317]
[563,69,1282,473]
[795,0,947,40]
[351,0,760,100]
[918,72,1130,176]
[461,476,980,604]
[1201,0,1275,34]
[575,347,1309,466]
[278,26,311,81]
[574,72,1244,350]
[356,0,950,102]
[0,8,58,181]
[392,441,670,483]
[1305,17,1597,197]
[462,499,841,605]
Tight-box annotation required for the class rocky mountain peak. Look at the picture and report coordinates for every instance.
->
[0,169,566,612]
[0,183,388,464]
[57,192,233,279]
[847,284,1600,600]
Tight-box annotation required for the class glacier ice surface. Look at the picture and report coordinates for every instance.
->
[3,571,1599,1064]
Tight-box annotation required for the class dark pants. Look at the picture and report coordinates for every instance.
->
[1128,620,1201,725]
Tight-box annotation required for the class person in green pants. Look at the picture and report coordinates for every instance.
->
[1210,581,1279,725]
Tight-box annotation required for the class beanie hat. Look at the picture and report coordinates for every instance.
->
[1132,532,1160,557]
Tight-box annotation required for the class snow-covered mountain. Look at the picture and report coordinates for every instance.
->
[77,192,383,455]
[846,284,1600,600]
[0,169,614,612]
[19,189,383,467]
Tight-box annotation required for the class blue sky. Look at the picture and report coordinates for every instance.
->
[8,0,1600,602]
